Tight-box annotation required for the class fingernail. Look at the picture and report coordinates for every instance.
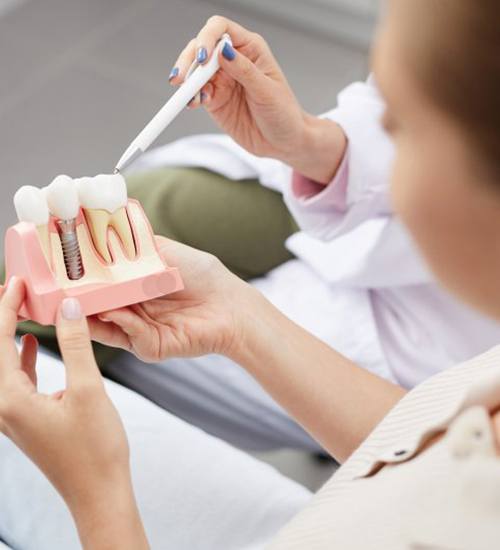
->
[197,47,208,64]
[222,42,235,61]
[200,91,207,103]
[62,298,82,321]
[7,276,18,290]
[168,66,179,81]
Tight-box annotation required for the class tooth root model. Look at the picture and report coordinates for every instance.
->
[13,186,51,262]
[77,174,136,263]
[45,175,84,280]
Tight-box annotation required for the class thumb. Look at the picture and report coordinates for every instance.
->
[56,298,102,390]
[218,42,268,93]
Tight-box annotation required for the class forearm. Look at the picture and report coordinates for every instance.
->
[282,113,347,184]
[68,474,149,550]
[231,289,406,462]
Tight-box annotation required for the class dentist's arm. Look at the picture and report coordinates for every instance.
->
[170,16,347,184]
[90,238,406,463]
[0,279,148,550]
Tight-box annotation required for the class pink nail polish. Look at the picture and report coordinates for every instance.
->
[62,297,82,320]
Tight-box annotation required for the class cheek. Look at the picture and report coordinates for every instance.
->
[390,140,500,318]
[390,140,440,248]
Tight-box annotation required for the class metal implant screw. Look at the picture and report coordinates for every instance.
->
[56,219,84,280]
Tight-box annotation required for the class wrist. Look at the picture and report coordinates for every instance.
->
[225,286,282,367]
[68,472,148,549]
[283,113,347,184]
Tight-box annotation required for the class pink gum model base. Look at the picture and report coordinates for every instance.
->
[4,203,184,326]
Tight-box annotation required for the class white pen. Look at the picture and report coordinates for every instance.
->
[114,34,232,174]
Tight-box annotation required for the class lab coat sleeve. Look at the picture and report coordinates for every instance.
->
[283,77,394,240]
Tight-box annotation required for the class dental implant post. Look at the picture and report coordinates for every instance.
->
[56,218,84,280]
[45,175,84,281]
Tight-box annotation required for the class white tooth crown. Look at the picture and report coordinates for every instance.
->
[76,173,134,263]
[76,173,127,213]
[46,175,80,220]
[14,186,50,225]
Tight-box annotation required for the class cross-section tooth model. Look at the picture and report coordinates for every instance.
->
[77,174,136,263]
[4,173,183,325]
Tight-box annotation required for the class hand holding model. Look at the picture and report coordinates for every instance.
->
[0,278,148,549]
[89,236,252,363]
[170,16,347,183]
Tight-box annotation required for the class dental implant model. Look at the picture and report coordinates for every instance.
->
[45,175,84,280]
[4,173,183,325]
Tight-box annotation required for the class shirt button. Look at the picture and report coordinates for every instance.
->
[446,406,495,459]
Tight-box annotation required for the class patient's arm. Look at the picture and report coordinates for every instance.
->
[229,290,406,462]
[70,481,148,550]
[90,237,406,463]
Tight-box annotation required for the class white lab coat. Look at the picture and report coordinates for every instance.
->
[130,78,500,389]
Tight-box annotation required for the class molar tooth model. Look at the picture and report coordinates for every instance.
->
[5,173,183,325]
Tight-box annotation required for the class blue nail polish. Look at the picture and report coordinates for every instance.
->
[222,42,236,61]
[197,47,208,64]
[169,67,179,80]
[200,91,207,103]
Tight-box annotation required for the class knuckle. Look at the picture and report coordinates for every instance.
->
[240,60,254,78]
[250,32,269,55]
[60,329,90,353]
[252,32,263,43]
[74,381,102,402]
[206,14,225,27]
[0,396,19,425]
[202,252,223,272]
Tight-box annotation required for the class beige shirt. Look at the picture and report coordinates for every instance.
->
[269,345,500,549]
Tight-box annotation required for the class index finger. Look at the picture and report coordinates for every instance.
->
[195,16,256,62]
[171,16,256,81]
[0,277,25,375]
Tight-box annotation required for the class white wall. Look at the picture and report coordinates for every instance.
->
[0,0,27,18]
[316,0,378,15]
[216,0,378,48]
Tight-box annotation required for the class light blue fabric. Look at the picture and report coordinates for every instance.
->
[0,350,310,550]
[104,351,323,452]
